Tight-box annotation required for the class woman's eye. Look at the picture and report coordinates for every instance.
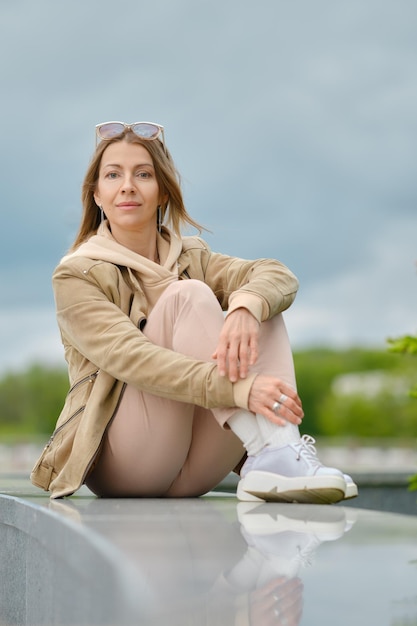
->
[137,171,151,179]
[105,172,119,179]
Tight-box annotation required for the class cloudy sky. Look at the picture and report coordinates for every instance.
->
[1,0,416,373]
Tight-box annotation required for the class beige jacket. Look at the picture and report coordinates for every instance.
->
[31,225,298,498]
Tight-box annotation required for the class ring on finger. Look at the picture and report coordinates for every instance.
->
[272,401,281,414]
[279,393,288,404]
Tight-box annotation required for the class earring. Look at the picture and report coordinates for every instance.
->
[99,206,105,225]
[157,205,162,233]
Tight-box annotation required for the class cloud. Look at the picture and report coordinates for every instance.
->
[0,0,416,372]
[285,213,417,348]
[0,308,62,375]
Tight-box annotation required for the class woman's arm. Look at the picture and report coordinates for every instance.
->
[193,241,303,425]
[201,247,299,322]
[53,258,254,410]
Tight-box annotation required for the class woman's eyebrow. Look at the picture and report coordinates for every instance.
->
[101,162,154,168]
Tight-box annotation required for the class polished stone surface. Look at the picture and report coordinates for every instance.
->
[0,477,416,625]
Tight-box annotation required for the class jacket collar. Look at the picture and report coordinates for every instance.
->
[61,222,183,279]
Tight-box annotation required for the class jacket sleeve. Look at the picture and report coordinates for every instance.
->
[185,238,299,323]
[52,258,255,410]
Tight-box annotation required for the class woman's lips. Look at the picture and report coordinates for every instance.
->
[117,202,141,209]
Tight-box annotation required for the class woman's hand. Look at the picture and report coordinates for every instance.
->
[248,375,304,426]
[212,307,303,427]
[212,308,260,382]
[249,577,304,626]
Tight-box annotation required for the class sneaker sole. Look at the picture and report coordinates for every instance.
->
[237,471,346,505]
[344,481,358,499]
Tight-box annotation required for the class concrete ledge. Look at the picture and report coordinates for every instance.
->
[1,475,416,625]
[0,495,151,626]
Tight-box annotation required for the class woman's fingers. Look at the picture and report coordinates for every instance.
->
[266,399,303,427]
[248,376,304,426]
[212,308,260,382]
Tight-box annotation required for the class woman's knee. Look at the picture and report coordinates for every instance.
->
[164,279,222,315]
[168,278,217,301]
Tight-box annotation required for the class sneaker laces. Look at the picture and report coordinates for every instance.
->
[294,435,322,470]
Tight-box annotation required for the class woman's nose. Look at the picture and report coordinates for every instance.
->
[121,176,135,192]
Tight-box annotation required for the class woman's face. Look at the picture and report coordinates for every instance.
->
[94,139,161,239]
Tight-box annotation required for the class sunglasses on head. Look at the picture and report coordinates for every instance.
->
[95,121,165,149]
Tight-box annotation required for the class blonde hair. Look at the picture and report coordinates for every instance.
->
[70,130,204,251]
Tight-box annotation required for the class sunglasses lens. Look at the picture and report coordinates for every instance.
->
[97,123,125,139]
[131,123,161,140]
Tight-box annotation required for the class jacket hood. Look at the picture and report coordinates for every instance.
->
[61,222,183,310]
[62,221,182,275]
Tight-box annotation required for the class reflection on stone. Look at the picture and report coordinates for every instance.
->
[1,492,416,625]
[217,503,355,625]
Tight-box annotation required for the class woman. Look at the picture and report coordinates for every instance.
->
[31,121,357,503]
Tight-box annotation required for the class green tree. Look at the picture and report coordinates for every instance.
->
[0,364,68,437]
[387,334,417,491]
[294,348,415,437]
[387,335,417,398]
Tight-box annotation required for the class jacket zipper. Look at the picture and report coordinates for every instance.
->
[43,370,99,450]
[67,370,99,395]
[80,382,127,486]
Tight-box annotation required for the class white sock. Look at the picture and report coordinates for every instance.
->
[227,410,264,456]
[256,413,300,449]
[227,410,300,457]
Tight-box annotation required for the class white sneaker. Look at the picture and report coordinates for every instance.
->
[237,435,347,504]
[344,474,358,499]
[229,503,354,583]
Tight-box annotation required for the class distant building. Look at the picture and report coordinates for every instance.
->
[332,371,409,399]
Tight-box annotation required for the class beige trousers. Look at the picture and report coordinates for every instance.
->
[86,279,297,498]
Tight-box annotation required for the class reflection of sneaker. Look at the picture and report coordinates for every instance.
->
[237,502,349,538]
[227,503,353,586]
[237,435,347,504]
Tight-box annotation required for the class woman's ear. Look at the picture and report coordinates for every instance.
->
[94,191,101,207]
